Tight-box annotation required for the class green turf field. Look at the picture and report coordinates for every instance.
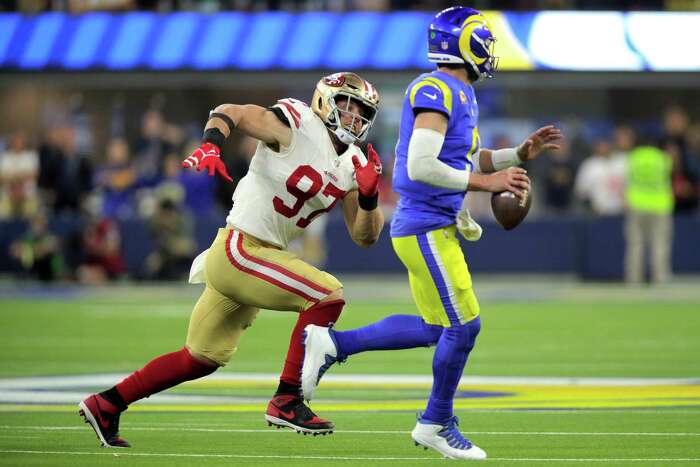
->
[0,279,699,465]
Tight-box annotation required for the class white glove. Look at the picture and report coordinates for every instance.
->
[456,208,483,241]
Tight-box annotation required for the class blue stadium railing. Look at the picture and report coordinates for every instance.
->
[1,215,699,280]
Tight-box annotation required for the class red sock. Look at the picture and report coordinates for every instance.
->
[115,347,217,405]
[279,299,345,388]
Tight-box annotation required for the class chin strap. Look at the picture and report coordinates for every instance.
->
[334,126,357,145]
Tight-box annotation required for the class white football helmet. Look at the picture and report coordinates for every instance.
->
[311,72,380,145]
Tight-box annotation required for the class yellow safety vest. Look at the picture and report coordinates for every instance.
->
[626,146,674,213]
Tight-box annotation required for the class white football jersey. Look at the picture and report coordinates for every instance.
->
[226,98,365,249]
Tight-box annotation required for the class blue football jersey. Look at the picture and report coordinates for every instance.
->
[390,71,481,237]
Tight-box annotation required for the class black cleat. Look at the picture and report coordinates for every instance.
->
[264,394,334,435]
[78,394,130,448]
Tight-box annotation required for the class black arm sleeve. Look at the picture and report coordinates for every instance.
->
[267,106,291,128]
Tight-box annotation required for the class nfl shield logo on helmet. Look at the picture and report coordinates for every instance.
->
[441,41,449,50]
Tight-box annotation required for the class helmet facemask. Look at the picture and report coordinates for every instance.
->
[327,93,377,145]
[464,30,498,81]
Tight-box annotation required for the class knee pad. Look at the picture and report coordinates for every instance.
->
[444,316,481,352]
[186,345,234,367]
[420,319,443,346]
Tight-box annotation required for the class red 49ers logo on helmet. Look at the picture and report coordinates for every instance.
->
[323,73,345,87]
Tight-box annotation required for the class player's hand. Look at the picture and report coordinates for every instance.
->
[181,142,233,183]
[352,143,382,197]
[517,125,563,161]
[489,167,530,201]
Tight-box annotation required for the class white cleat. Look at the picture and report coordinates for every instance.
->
[301,324,338,401]
[411,416,487,460]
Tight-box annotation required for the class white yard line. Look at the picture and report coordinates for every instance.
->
[1,425,698,437]
[0,449,698,462]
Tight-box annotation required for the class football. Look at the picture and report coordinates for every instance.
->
[491,190,532,230]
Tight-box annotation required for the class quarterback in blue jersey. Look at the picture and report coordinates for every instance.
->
[301,6,562,460]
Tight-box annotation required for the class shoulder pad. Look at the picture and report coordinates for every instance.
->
[272,98,311,129]
[408,76,453,116]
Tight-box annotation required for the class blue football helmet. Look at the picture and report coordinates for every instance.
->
[427,6,498,81]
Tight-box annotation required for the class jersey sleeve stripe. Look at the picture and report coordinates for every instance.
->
[423,77,453,115]
[276,100,301,128]
[225,230,328,303]
[409,80,441,108]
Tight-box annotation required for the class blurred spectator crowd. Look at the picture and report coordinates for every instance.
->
[1,96,699,283]
[0,101,253,283]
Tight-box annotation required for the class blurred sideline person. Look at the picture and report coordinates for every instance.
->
[9,213,62,281]
[301,7,561,461]
[574,139,626,216]
[77,197,125,284]
[0,130,39,220]
[625,139,674,284]
[145,196,196,280]
[79,72,384,447]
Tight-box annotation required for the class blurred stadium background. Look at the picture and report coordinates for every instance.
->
[0,1,699,465]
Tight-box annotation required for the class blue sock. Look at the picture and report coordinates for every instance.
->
[333,314,442,360]
[422,317,481,425]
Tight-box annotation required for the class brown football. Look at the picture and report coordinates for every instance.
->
[491,190,532,230]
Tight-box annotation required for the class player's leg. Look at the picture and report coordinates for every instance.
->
[79,286,253,448]
[300,232,456,400]
[649,212,672,283]
[207,228,343,433]
[625,210,644,283]
[301,311,443,400]
[399,226,485,460]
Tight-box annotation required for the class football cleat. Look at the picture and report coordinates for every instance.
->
[265,394,334,435]
[301,324,339,401]
[78,394,131,448]
[411,414,486,460]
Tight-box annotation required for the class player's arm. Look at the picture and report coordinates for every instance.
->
[472,125,563,173]
[341,191,384,248]
[409,111,530,200]
[182,104,292,181]
[341,144,384,248]
[205,103,292,148]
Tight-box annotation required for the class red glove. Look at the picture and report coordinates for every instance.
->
[181,142,233,182]
[351,143,382,198]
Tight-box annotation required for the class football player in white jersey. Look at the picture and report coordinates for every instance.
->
[79,72,384,447]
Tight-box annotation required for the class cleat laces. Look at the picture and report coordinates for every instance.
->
[437,416,473,450]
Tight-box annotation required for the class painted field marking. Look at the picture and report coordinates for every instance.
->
[1,425,698,437]
[1,374,698,411]
[1,449,698,462]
